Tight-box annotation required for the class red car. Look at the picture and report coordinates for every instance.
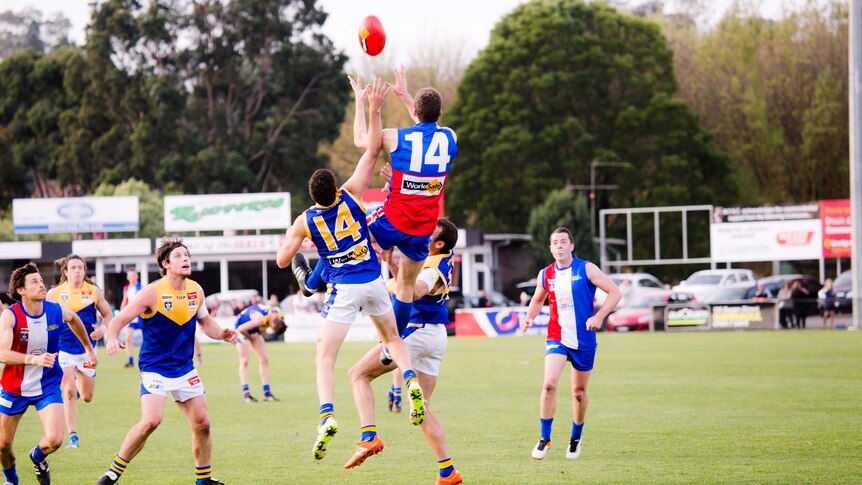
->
[605,290,697,332]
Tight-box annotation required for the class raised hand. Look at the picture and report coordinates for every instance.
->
[391,64,409,98]
[348,75,368,103]
[368,77,391,112]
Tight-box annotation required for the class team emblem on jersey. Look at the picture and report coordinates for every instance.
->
[548,279,556,291]
[19,328,29,342]
[164,301,173,311]
[47,324,58,331]
[571,275,581,281]
[60,292,69,302]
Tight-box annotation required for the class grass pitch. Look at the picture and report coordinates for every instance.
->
[9,330,862,484]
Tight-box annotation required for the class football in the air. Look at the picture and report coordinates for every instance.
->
[359,15,386,56]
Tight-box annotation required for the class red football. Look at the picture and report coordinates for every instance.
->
[359,15,386,56]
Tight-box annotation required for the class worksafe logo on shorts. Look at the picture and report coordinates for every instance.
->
[400,175,445,196]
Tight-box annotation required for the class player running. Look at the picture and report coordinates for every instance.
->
[97,239,238,485]
[521,227,621,460]
[346,218,463,484]
[351,65,458,336]
[276,78,426,462]
[0,263,98,485]
[234,304,286,403]
[45,254,112,449]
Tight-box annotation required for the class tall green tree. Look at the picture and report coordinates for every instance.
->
[663,0,849,203]
[528,189,596,263]
[0,9,72,58]
[446,0,735,233]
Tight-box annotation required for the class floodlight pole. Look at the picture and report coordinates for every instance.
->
[590,160,631,237]
[851,0,862,329]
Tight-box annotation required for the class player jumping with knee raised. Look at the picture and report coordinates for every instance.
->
[277,78,426,463]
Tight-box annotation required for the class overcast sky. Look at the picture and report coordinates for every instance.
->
[8,0,790,67]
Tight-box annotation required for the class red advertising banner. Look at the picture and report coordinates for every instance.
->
[820,199,851,258]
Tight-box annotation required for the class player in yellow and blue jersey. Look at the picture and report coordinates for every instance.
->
[45,254,113,450]
[277,78,426,465]
[346,219,463,484]
[97,239,238,485]
[234,304,285,402]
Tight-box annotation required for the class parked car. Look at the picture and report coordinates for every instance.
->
[672,269,756,302]
[704,282,758,303]
[595,272,667,306]
[606,289,696,332]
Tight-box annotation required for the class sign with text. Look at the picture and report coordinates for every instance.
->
[164,193,291,232]
[711,204,822,262]
[13,197,139,234]
[820,199,851,258]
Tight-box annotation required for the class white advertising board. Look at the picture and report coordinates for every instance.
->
[182,235,283,255]
[72,239,152,258]
[710,219,822,262]
[13,197,139,234]
[164,193,291,232]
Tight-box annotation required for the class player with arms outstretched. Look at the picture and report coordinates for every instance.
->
[351,65,458,336]
[277,78,426,464]
[522,227,621,461]
[45,254,112,449]
[97,239,238,485]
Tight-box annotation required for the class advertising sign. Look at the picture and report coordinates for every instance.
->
[710,303,777,330]
[72,239,151,258]
[182,235,282,255]
[711,204,822,262]
[164,193,291,232]
[820,199,851,258]
[664,303,711,329]
[13,197,139,234]
[455,307,549,337]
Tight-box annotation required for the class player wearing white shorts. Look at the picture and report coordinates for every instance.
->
[346,219,462,484]
[45,254,112,449]
[97,239,238,485]
[276,78,426,465]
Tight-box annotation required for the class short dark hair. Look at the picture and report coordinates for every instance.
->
[156,238,189,277]
[309,169,337,207]
[551,227,574,244]
[8,262,39,301]
[414,87,442,122]
[435,218,458,253]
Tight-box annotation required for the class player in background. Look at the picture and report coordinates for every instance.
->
[234,304,286,403]
[0,263,98,485]
[45,255,112,449]
[97,239,237,485]
[350,65,458,337]
[277,78,426,463]
[346,218,462,484]
[521,227,621,460]
[120,269,142,368]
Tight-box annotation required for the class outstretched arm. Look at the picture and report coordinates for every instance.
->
[276,215,309,269]
[349,75,371,148]
[391,64,418,123]
[343,78,390,198]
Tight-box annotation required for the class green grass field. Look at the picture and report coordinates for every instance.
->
[9,331,862,484]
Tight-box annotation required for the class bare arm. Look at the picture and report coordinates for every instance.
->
[106,285,155,355]
[586,263,621,330]
[276,215,308,269]
[522,284,549,332]
[92,288,113,340]
[235,313,265,338]
[197,313,238,344]
[349,75,370,148]
[0,309,56,367]
[343,78,389,198]
[390,64,418,123]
